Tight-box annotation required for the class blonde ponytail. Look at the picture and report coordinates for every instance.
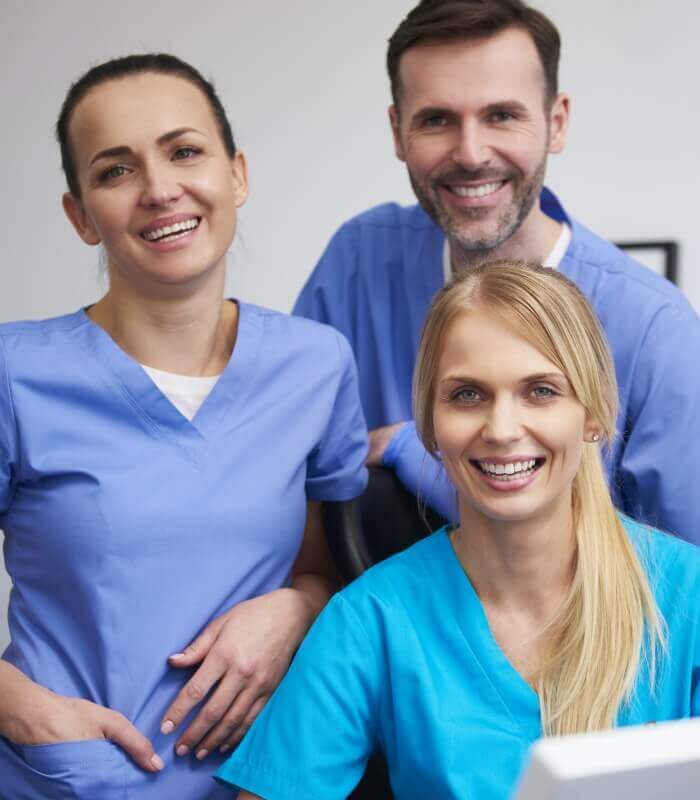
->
[413,261,666,736]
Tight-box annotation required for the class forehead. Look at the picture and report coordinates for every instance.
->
[397,27,547,114]
[438,308,559,381]
[68,73,218,161]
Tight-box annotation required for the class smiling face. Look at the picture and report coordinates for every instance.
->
[433,306,592,527]
[390,27,568,254]
[62,72,247,291]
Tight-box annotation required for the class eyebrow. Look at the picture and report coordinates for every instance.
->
[440,372,568,386]
[89,127,204,167]
[481,100,530,116]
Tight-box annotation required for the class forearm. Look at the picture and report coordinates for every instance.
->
[382,421,458,522]
[0,660,53,742]
[290,572,338,629]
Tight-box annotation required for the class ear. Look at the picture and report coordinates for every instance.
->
[62,193,101,246]
[547,92,570,155]
[230,151,249,208]
[388,105,406,162]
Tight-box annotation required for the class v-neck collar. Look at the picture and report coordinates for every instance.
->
[70,300,263,466]
[436,529,542,738]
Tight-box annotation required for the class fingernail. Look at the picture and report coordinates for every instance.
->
[176,744,189,757]
[196,748,209,761]
[160,720,174,735]
[169,652,185,660]
[151,754,165,771]
[220,744,231,754]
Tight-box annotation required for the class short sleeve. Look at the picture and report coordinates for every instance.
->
[305,331,368,501]
[293,222,357,332]
[618,303,700,544]
[215,593,380,800]
[0,337,18,517]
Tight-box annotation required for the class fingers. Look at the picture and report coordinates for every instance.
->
[168,617,225,669]
[160,654,228,741]
[173,673,245,759]
[218,695,267,755]
[100,709,163,773]
[190,687,262,758]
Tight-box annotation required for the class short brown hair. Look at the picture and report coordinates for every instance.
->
[387,0,561,110]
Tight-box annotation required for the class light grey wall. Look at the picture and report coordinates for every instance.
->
[1,1,698,649]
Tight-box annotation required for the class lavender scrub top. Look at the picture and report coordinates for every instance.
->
[0,301,368,799]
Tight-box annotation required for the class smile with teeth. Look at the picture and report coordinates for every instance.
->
[142,217,201,243]
[473,458,544,481]
[449,181,505,199]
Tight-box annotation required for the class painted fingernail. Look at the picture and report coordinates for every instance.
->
[160,720,174,735]
[220,744,231,754]
[151,754,165,771]
[176,744,189,757]
[196,748,209,761]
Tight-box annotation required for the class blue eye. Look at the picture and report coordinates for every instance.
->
[453,388,480,404]
[531,386,555,399]
[99,164,129,182]
[173,146,201,160]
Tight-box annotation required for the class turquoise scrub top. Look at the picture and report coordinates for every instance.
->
[217,518,700,799]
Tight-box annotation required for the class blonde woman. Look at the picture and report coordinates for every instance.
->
[217,262,700,800]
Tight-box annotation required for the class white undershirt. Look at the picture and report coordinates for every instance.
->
[142,364,221,421]
[441,222,572,283]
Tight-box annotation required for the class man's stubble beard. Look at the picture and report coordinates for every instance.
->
[409,152,548,261]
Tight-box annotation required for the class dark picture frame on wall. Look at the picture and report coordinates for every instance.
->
[615,241,680,286]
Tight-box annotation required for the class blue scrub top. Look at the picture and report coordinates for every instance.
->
[0,302,368,799]
[293,189,700,543]
[216,518,700,800]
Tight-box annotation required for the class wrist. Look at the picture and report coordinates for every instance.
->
[1,680,56,744]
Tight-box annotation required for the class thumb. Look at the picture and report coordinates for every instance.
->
[168,617,224,667]
[101,709,163,773]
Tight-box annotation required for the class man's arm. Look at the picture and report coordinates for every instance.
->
[616,303,700,543]
[371,421,459,522]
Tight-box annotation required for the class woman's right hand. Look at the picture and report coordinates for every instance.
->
[0,662,162,773]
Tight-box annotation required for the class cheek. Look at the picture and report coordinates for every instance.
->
[433,407,477,457]
[405,137,449,176]
[542,418,586,474]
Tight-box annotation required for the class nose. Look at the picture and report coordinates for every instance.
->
[139,162,183,208]
[452,120,491,169]
[480,396,523,445]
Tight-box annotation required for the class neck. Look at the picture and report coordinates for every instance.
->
[87,270,236,376]
[449,205,564,274]
[452,496,576,621]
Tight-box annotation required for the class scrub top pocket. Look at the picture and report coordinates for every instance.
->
[14,739,127,800]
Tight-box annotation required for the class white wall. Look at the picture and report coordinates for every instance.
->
[1,1,698,649]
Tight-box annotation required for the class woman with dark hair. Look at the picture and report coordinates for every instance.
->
[0,54,367,798]
[219,262,700,800]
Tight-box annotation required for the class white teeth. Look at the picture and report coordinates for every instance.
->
[451,181,503,198]
[143,217,200,242]
[477,459,538,478]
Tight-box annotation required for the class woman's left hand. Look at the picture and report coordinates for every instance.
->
[160,587,313,759]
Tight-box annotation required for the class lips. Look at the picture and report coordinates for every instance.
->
[469,456,546,486]
[139,214,201,243]
[447,180,506,199]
